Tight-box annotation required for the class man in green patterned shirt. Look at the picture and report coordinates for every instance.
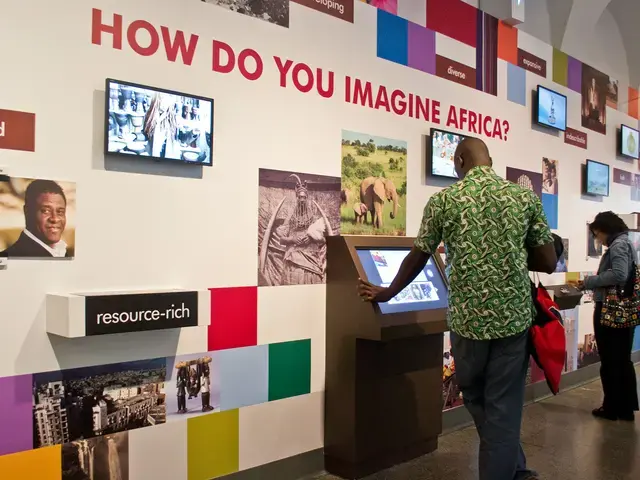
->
[359,138,556,480]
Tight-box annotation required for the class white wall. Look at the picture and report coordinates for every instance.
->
[0,0,638,474]
[0,0,636,400]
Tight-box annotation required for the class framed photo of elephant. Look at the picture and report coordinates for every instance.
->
[340,130,407,236]
[257,168,341,287]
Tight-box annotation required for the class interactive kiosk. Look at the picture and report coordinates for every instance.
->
[324,236,449,479]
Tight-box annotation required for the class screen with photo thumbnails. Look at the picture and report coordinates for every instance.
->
[106,79,213,165]
[356,248,449,315]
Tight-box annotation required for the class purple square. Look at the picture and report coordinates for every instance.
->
[0,375,34,455]
[408,23,436,74]
[568,56,582,93]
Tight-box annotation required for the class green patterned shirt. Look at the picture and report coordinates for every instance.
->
[415,166,553,340]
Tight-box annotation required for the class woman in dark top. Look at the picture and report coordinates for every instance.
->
[579,212,639,421]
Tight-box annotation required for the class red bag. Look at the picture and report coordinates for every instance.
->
[529,281,566,395]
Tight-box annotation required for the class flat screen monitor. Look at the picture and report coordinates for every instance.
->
[536,86,567,131]
[356,247,449,315]
[585,160,610,196]
[620,125,639,159]
[105,79,213,166]
[429,128,467,179]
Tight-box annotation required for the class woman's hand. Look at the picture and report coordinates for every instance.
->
[568,280,585,290]
[357,278,393,303]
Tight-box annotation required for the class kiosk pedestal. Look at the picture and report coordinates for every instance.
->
[548,285,583,372]
[325,236,449,479]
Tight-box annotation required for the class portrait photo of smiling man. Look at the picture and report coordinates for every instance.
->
[0,177,76,258]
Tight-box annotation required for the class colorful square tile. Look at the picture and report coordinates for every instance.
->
[407,23,436,74]
[497,21,518,65]
[507,63,527,106]
[0,445,61,479]
[269,340,312,401]
[0,374,33,455]
[219,345,269,410]
[377,9,408,66]
[552,49,568,87]
[567,56,582,93]
[629,87,639,120]
[187,410,239,480]
[542,193,559,230]
[208,287,258,351]
[427,0,477,48]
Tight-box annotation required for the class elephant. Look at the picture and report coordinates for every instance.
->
[353,202,369,224]
[359,176,399,229]
[340,189,350,205]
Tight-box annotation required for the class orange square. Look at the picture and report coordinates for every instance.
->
[629,87,639,119]
[497,21,518,65]
[0,446,61,479]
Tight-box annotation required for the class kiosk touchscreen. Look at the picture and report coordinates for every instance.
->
[325,236,448,479]
[356,248,449,315]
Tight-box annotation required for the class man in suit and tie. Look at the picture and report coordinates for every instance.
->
[0,179,70,258]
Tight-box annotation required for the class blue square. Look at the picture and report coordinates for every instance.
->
[541,193,558,229]
[377,10,408,66]
[218,345,268,410]
[507,63,527,106]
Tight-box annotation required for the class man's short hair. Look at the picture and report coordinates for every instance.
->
[24,180,66,209]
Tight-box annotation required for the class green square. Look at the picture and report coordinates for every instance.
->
[268,339,311,401]
[552,48,568,86]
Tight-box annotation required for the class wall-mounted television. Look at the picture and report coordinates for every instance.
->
[536,85,567,132]
[429,128,467,179]
[584,160,610,197]
[355,247,449,315]
[105,79,214,166]
[620,124,639,159]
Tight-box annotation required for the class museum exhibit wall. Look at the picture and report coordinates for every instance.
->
[0,0,639,479]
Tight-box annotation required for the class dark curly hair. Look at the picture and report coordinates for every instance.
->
[589,211,628,238]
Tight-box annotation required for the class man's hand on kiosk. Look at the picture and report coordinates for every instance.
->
[358,278,393,303]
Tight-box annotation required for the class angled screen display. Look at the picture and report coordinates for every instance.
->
[536,85,567,132]
[105,79,213,166]
[585,160,610,196]
[356,248,449,315]
[429,128,466,179]
[621,125,639,159]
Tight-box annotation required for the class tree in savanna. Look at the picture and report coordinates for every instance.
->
[397,180,407,197]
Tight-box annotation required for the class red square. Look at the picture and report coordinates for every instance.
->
[427,0,478,48]
[208,286,258,351]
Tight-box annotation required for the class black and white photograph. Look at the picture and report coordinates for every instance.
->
[33,359,166,448]
[258,168,341,287]
[62,431,129,480]
[201,0,289,27]
[0,177,76,258]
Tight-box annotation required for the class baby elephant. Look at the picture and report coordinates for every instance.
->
[354,203,369,224]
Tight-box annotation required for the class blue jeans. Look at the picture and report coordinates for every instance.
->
[451,330,535,480]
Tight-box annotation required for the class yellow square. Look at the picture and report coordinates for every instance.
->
[187,410,239,479]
